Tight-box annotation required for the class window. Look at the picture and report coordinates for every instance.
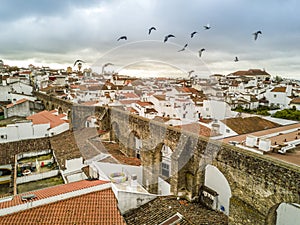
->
[226,129,230,133]
[0,135,7,139]
[161,162,170,177]
[274,94,277,98]
[136,149,140,159]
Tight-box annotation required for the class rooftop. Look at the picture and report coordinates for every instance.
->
[0,179,108,210]
[0,181,125,225]
[123,196,228,225]
[221,116,281,135]
[271,87,287,93]
[27,110,67,129]
[6,98,28,109]
[174,123,212,137]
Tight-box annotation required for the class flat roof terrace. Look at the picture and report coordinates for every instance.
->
[222,123,300,166]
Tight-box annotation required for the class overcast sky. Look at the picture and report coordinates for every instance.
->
[0,0,299,79]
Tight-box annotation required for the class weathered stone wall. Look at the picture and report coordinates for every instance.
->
[0,137,51,165]
[34,93,300,224]
[214,145,300,224]
[109,106,300,224]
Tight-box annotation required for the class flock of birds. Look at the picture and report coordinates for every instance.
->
[74,25,262,76]
[116,24,262,62]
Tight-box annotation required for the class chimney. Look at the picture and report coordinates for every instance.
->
[131,174,138,187]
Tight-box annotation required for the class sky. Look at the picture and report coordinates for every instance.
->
[0,0,299,79]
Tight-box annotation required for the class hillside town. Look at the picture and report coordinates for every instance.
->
[0,59,299,224]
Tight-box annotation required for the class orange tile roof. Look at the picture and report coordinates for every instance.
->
[271,87,287,93]
[221,116,281,135]
[26,110,67,128]
[120,92,139,99]
[0,182,125,225]
[0,180,108,210]
[120,100,139,105]
[290,97,300,104]
[136,101,154,107]
[175,123,212,137]
[6,98,28,109]
[153,95,166,101]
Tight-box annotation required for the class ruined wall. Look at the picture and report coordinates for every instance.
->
[34,93,300,224]
[0,137,51,165]
[109,106,300,224]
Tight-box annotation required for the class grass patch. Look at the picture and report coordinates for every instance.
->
[18,153,53,164]
[17,175,64,194]
[0,116,27,127]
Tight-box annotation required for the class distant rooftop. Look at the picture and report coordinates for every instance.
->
[123,196,228,225]
[221,116,281,135]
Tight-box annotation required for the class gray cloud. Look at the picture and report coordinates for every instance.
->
[0,0,299,79]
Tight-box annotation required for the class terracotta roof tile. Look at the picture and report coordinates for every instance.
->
[136,101,154,107]
[0,183,125,225]
[123,196,228,225]
[6,98,28,109]
[26,110,67,128]
[271,87,287,92]
[174,123,212,137]
[221,116,281,135]
[290,97,300,104]
[0,180,108,210]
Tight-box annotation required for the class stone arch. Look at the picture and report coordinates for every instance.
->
[58,106,63,114]
[111,121,120,143]
[266,202,300,225]
[204,164,232,215]
[128,131,141,158]
[67,109,71,120]
[45,101,50,111]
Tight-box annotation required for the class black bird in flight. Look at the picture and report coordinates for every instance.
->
[190,31,198,38]
[199,48,205,57]
[148,27,156,35]
[178,43,188,52]
[234,56,239,62]
[73,59,85,67]
[253,31,262,41]
[204,24,211,30]
[164,34,175,42]
[117,36,127,41]
[188,70,194,77]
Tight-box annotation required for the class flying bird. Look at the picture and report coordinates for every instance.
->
[103,63,114,67]
[190,31,198,38]
[117,36,127,41]
[198,48,205,57]
[204,24,211,30]
[148,26,156,35]
[73,59,85,67]
[234,56,239,62]
[164,34,175,42]
[178,43,188,52]
[188,70,194,77]
[253,31,262,41]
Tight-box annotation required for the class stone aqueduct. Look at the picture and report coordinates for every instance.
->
[35,92,300,224]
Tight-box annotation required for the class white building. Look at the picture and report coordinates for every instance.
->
[0,110,69,143]
[265,86,292,108]
[200,100,233,120]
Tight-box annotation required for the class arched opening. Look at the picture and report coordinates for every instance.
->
[128,131,142,159]
[58,107,63,115]
[45,102,50,111]
[67,110,71,120]
[157,144,173,195]
[203,164,232,215]
[267,202,300,225]
[51,104,55,110]
[111,122,120,143]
